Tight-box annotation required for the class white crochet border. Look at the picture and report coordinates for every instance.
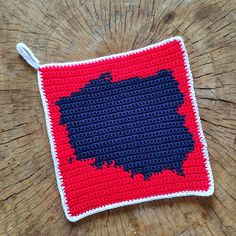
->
[37,36,214,222]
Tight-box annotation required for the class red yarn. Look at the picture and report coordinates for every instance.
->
[39,38,212,219]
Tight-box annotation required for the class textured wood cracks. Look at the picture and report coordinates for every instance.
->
[0,0,235,235]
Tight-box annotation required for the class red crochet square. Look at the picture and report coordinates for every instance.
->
[38,36,213,222]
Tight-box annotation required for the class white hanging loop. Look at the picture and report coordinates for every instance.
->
[16,43,40,69]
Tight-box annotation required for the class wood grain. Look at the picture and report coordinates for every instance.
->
[0,0,235,235]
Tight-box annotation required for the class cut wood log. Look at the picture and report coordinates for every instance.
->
[0,0,235,235]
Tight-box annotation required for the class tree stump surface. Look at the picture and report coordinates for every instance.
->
[0,0,235,235]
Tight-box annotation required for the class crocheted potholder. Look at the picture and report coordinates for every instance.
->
[17,36,214,222]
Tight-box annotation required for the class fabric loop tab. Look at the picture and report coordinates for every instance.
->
[16,43,40,69]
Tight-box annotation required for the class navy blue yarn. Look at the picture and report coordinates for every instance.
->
[56,70,194,179]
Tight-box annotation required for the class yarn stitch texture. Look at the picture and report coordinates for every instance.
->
[33,36,213,222]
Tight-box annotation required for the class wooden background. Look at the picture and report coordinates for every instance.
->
[0,0,235,235]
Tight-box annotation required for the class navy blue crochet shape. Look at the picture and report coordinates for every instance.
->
[56,70,194,179]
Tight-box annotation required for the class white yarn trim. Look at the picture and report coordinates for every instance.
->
[16,43,40,69]
[36,36,214,222]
